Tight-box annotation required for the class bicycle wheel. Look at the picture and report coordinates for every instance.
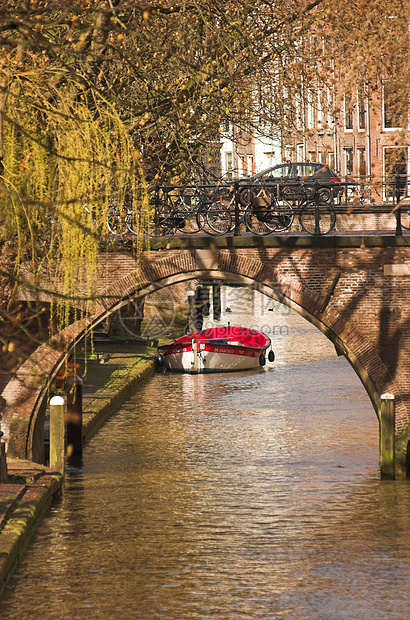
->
[298,202,336,235]
[397,197,410,230]
[281,184,298,204]
[106,205,127,235]
[244,205,273,236]
[317,187,332,203]
[175,198,201,233]
[238,186,255,206]
[126,208,156,236]
[205,203,232,235]
[264,200,294,232]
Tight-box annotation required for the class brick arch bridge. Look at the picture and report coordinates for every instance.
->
[2,236,410,474]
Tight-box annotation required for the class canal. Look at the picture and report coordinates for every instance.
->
[1,287,410,619]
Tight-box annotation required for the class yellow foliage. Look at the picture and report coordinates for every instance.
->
[0,84,150,352]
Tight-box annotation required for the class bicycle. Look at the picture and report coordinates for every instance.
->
[151,186,202,235]
[242,187,294,235]
[296,181,336,235]
[347,182,382,205]
[106,203,132,235]
[107,187,199,237]
[133,185,232,237]
[185,186,232,236]
[207,183,294,236]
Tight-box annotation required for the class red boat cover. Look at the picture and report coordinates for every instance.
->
[166,325,270,349]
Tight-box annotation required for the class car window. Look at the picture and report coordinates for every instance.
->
[267,164,293,179]
[295,164,319,178]
[254,168,273,180]
[311,165,332,177]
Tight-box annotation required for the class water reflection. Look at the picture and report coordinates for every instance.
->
[2,288,410,619]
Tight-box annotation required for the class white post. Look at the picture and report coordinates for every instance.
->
[380,393,395,479]
[49,395,65,474]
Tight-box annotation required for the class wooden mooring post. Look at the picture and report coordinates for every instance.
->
[380,393,395,479]
[66,375,83,469]
[49,395,65,474]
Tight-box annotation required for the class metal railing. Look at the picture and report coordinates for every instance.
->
[117,176,410,238]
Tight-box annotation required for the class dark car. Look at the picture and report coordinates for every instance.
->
[238,162,343,204]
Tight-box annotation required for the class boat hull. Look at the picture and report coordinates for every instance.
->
[160,326,271,374]
[164,346,264,373]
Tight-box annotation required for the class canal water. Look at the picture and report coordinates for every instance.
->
[1,287,410,619]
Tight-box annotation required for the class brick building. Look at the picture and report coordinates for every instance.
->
[282,83,409,201]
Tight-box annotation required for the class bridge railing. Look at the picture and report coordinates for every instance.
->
[143,176,410,237]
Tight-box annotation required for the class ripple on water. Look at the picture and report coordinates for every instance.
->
[1,290,409,619]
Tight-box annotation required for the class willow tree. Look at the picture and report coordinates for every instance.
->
[0,0,407,377]
[0,0,318,375]
[0,1,151,377]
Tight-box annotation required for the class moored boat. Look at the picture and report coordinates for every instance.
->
[158,325,274,374]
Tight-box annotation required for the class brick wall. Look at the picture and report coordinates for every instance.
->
[94,243,410,432]
[2,239,410,465]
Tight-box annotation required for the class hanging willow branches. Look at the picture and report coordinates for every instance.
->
[0,0,407,376]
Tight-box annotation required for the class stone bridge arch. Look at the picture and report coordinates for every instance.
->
[2,246,408,469]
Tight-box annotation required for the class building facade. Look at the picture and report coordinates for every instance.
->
[220,122,282,180]
[282,84,409,200]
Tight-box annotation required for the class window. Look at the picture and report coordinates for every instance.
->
[225,152,233,180]
[344,148,353,176]
[284,147,294,161]
[308,151,316,163]
[270,164,293,179]
[295,95,303,130]
[247,155,254,176]
[307,89,314,129]
[357,88,366,131]
[259,164,291,181]
[344,94,353,131]
[383,81,403,129]
[328,152,335,169]
[326,89,334,128]
[222,120,232,134]
[238,154,246,176]
[317,89,323,127]
[384,147,408,200]
[296,164,319,177]
[357,148,366,178]
[263,152,276,167]
[297,144,304,160]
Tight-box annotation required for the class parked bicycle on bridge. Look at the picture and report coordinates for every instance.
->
[104,178,410,239]
[235,179,336,236]
[108,185,233,237]
[295,180,337,235]
[226,183,294,235]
